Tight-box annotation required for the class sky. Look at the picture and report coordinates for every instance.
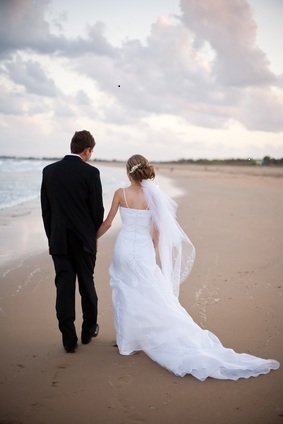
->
[0,0,282,161]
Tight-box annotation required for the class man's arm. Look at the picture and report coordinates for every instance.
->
[40,170,51,240]
[89,169,104,231]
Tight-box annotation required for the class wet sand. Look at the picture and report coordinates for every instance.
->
[0,164,282,423]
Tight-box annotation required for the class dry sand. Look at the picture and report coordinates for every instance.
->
[0,164,282,424]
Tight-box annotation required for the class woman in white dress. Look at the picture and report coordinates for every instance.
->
[97,154,279,381]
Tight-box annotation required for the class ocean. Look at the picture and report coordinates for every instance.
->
[0,157,182,267]
[0,158,129,210]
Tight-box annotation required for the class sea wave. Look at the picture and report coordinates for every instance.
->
[0,159,128,210]
[0,158,182,210]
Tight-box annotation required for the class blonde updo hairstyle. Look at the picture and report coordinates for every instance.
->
[126,154,155,183]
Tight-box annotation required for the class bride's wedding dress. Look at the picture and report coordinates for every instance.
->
[109,181,279,381]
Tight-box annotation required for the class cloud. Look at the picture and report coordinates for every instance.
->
[179,0,276,86]
[0,86,25,115]
[0,0,52,55]
[0,0,115,57]
[238,87,283,131]
[73,11,283,132]
[5,56,58,97]
[74,19,218,118]
[0,0,282,161]
[76,90,91,105]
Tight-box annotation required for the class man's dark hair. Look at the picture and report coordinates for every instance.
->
[70,130,95,154]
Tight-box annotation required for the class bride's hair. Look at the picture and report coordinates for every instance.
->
[126,154,155,182]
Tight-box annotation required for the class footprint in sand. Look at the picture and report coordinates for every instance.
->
[50,364,67,388]
[115,374,133,389]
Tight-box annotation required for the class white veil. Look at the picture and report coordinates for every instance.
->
[141,179,196,297]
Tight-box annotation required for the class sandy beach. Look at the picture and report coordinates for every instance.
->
[0,164,282,424]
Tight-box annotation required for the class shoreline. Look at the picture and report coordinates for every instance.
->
[0,198,46,269]
[0,164,183,274]
[0,162,182,270]
[0,164,282,423]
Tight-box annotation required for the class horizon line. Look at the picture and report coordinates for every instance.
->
[1,155,281,163]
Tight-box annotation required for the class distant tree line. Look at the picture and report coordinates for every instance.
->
[261,156,283,166]
[161,158,258,166]
[157,157,283,166]
[1,155,283,166]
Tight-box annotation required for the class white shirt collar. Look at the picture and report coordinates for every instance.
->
[69,153,82,158]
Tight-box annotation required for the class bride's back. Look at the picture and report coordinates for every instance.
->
[121,186,148,210]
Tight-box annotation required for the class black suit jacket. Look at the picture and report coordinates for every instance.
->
[40,155,104,255]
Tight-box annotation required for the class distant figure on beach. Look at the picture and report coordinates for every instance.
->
[97,154,279,380]
[41,130,104,353]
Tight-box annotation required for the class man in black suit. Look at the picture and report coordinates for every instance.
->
[41,130,104,353]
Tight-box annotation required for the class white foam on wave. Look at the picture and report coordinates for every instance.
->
[0,158,51,210]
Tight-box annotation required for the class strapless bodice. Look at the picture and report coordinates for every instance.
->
[119,206,152,234]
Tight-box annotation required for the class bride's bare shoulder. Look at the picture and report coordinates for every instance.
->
[114,187,126,200]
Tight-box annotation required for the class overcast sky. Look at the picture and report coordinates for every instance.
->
[0,0,282,160]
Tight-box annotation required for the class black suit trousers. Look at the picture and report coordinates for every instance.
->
[52,232,97,349]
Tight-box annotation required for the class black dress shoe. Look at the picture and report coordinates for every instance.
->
[81,324,99,344]
[64,343,77,353]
